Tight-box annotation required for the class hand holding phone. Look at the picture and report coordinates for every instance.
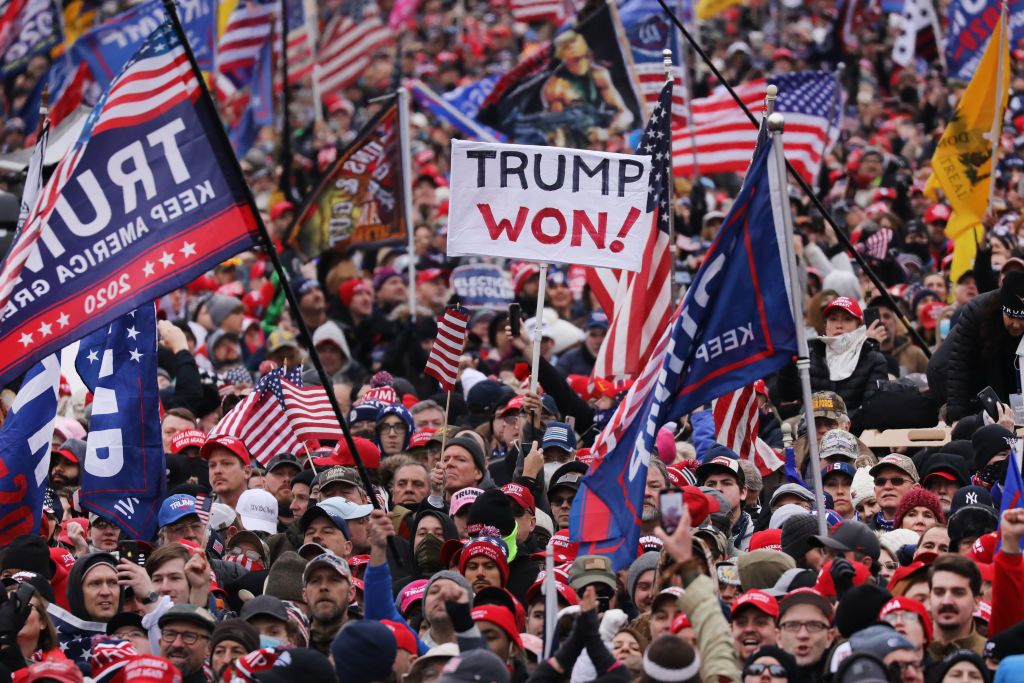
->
[509,303,521,338]
[659,488,684,535]
[863,306,881,329]
[978,386,1001,422]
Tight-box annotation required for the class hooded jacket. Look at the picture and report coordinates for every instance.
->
[67,552,120,621]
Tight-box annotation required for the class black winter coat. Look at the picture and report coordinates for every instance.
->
[778,336,888,426]
[945,290,1022,421]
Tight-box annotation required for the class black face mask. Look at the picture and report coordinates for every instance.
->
[977,458,1009,487]
[903,242,931,264]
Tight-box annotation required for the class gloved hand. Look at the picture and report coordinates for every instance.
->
[830,557,857,596]
[0,584,34,646]
[598,609,628,643]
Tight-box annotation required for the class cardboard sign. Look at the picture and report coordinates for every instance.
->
[447,140,651,271]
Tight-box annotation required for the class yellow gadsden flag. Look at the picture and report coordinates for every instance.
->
[696,0,743,19]
[929,15,1010,281]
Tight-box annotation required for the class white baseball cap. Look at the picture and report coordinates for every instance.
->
[235,489,278,534]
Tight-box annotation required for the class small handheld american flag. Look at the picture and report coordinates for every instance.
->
[424,306,470,391]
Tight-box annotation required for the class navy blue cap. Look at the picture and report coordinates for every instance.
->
[159,494,199,527]
[299,502,351,539]
[585,311,609,330]
[822,462,856,480]
[542,422,576,452]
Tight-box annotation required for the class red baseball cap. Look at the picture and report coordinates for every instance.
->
[670,613,693,633]
[498,395,525,416]
[638,535,664,554]
[170,429,206,454]
[887,561,930,591]
[532,530,578,564]
[200,435,251,466]
[416,268,446,287]
[380,619,418,654]
[974,600,992,623]
[117,656,182,683]
[919,301,945,330]
[924,204,952,223]
[748,529,783,552]
[683,485,718,526]
[966,532,998,563]
[22,660,84,683]
[525,579,579,607]
[501,483,535,514]
[269,201,296,220]
[470,605,522,648]
[313,437,381,470]
[732,590,780,619]
[822,296,864,322]
[408,428,436,450]
[879,596,932,644]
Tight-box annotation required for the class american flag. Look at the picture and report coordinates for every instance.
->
[209,365,326,466]
[861,227,893,260]
[217,0,275,87]
[509,0,565,23]
[282,379,343,441]
[588,79,673,380]
[891,0,941,67]
[316,0,392,95]
[0,21,200,314]
[671,71,842,185]
[424,306,470,391]
[274,0,316,88]
[48,603,106,665]
[713,383,784,476]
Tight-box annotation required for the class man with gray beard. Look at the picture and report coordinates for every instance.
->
[641,459,669,534]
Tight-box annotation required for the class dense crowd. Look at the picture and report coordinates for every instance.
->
[6,0,1024,681]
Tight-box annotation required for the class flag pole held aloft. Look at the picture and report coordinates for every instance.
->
[653,0,932,359]
[766,98,827,538]
[158,0,400,563]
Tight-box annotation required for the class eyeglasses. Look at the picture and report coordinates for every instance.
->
[160,630,210,645]
[378,423,408,434]
[882,611,919,626]
[500,413,523,425]
[165,520,204,535]
[744,664,788,678]
[550,495,574,507]
[226,547,263,562]
[92,519,118,530]
[888,660,921,673]
[874,476,909,487]
[879,561,899,572]
[779,621,829,633]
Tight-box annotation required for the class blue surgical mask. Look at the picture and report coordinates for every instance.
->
[259,635,284,649]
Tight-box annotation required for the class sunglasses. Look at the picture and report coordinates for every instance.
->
[874,476,909,487]
[744,664,787,678]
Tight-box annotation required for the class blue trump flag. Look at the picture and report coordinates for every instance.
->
[0,354,60,548]
[77,305,164,539]
[69,0,216,86]
[229,34,275,158]
[0,20,261,386]
[569,129,799,569]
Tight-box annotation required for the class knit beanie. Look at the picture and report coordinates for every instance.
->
[206,294,243,328]
[211,619,259,655]
[834,583,893,638]
[737,549,795,592]
[331,620,397,683]
[893,487,945,529]
[850,468,876,509]
[264,551,305,603]
[425,570,474,608]
[445,435,487,476]
[781,514,820,563]
[640,634,701,683]
[972,424,1015,470]
[627,552,661,601]
[770,504,807,530]
[1,535,54,578]
[467,489,515,537]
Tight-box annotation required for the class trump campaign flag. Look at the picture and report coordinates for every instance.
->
[0,20,261,387]
[569,128,799,569]
[0,354,60,548]
[75,305,165,539]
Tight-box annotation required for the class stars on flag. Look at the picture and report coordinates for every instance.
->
[86,349,99,363]
[19,332,32,347]
[129,349,142,362]
[38,321,52,337]
[159,251,175,268]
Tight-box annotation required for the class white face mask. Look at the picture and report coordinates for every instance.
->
[542,461,562,486]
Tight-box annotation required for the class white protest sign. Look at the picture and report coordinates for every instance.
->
[447,140,652,271]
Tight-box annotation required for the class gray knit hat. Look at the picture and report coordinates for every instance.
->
[425,570,474,607]
[626,552,660,601]
[264,551,305,603]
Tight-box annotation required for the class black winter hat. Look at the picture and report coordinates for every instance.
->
[465,380,515,416]
[985,619,1024,660]
[1,535,54,578]
[971,425,1015,470]
[211,618,260,655]
[467,489,516,537]
[445,436,487,476]
[1000,270,1024,319]
[780,514,819,563]
[834,583,892,639]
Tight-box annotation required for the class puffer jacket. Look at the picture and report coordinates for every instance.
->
[777,338,888,426]
[945,290,1022,421]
